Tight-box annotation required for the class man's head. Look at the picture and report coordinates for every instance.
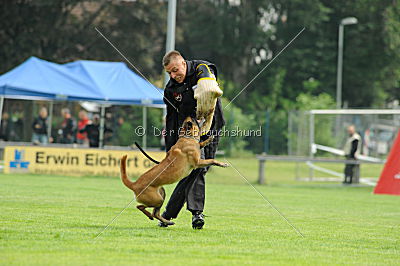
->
[163,50,187,83]
[39,107,47,118]
[92,114,100,125]
[61,108,71,118]
[78,110,87,120]
[347,125,356,136]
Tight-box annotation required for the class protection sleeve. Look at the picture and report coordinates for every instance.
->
[194,64,223,135]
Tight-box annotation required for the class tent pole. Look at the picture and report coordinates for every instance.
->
[162,106,166,118]
[47,101,53,143]
[0,97,4,130]
[99,105,106,148]
[142,106,147,149]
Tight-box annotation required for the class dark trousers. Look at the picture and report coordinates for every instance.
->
[163,134,219,219]
[344,158,358,184]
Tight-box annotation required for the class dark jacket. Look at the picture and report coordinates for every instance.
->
[32,117,47,135]
[80,124,100,147]
[0,118,12,141]
[61,118,75,139]
[163,60,225,152]
[80,123,113,147]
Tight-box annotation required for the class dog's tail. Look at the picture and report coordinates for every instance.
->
[120,155,134,190]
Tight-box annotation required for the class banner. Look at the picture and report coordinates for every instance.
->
[4,146,164,177]
[374,131,400,195]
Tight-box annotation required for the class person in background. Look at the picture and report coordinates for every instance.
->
[80,114,100,147]
[112,117,124,146]
[104,112,114,145]
[362,128,370,156]
[32,107,49,144]
[343,125,362,184]
[9,111,23,141]
[0,112,12,141]
[113,116,132,146]
[76,110,90,145]
[59,108,75,144]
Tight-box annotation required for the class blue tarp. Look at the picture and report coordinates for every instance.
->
[0,56,164,106]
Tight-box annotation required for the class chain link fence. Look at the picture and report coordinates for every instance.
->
[288,110,400,158]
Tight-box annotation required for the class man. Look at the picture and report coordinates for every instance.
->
[0,112,11,141]
[343,125,362,184]
[113,116,133,146]
[76,110,90,145]
[160,50,225,229]
[80,114,112,148]
[59,108,75,144]
[32,107,49,144]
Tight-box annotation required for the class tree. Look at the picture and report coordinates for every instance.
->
[0,0,167,78]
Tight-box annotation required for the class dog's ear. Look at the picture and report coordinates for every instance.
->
[186,121,193,130]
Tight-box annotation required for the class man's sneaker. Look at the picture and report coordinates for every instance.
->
[192,211,205,229]
[158,221,169,227]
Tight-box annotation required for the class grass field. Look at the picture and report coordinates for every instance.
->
[1,158,399,265]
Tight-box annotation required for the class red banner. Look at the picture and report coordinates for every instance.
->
[374,130,400,195]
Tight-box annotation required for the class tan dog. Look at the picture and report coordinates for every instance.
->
[120,116,228,225]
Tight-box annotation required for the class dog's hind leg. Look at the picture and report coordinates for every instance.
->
[153,187,174,225]
[137,205,154,220]
[158,187,166,200]
[153,207,175,226]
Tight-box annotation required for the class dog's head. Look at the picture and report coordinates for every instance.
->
[179,116,202,140]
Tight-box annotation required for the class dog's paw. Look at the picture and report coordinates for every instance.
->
[215,162,229,168]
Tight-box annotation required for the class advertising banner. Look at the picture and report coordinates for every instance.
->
[4,146,164,177]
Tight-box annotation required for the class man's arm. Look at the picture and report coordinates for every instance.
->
[350,139,359,159]
[163,90,178,152]
[79,125,87,134]
[32,118,38,130]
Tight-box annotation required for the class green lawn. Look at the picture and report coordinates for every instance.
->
[1,158,399,265]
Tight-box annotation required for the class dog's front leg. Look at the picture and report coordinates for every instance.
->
[197,159,229,168]
[199,135,214,148]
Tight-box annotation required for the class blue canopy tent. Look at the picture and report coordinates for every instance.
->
[63,59,165,147]
[64,60,164,106]
[0,56,165,147]
[0,57,101,101]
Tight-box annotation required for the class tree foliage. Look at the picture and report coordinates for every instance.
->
[1,0,399,153]
[0,0,166,76]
